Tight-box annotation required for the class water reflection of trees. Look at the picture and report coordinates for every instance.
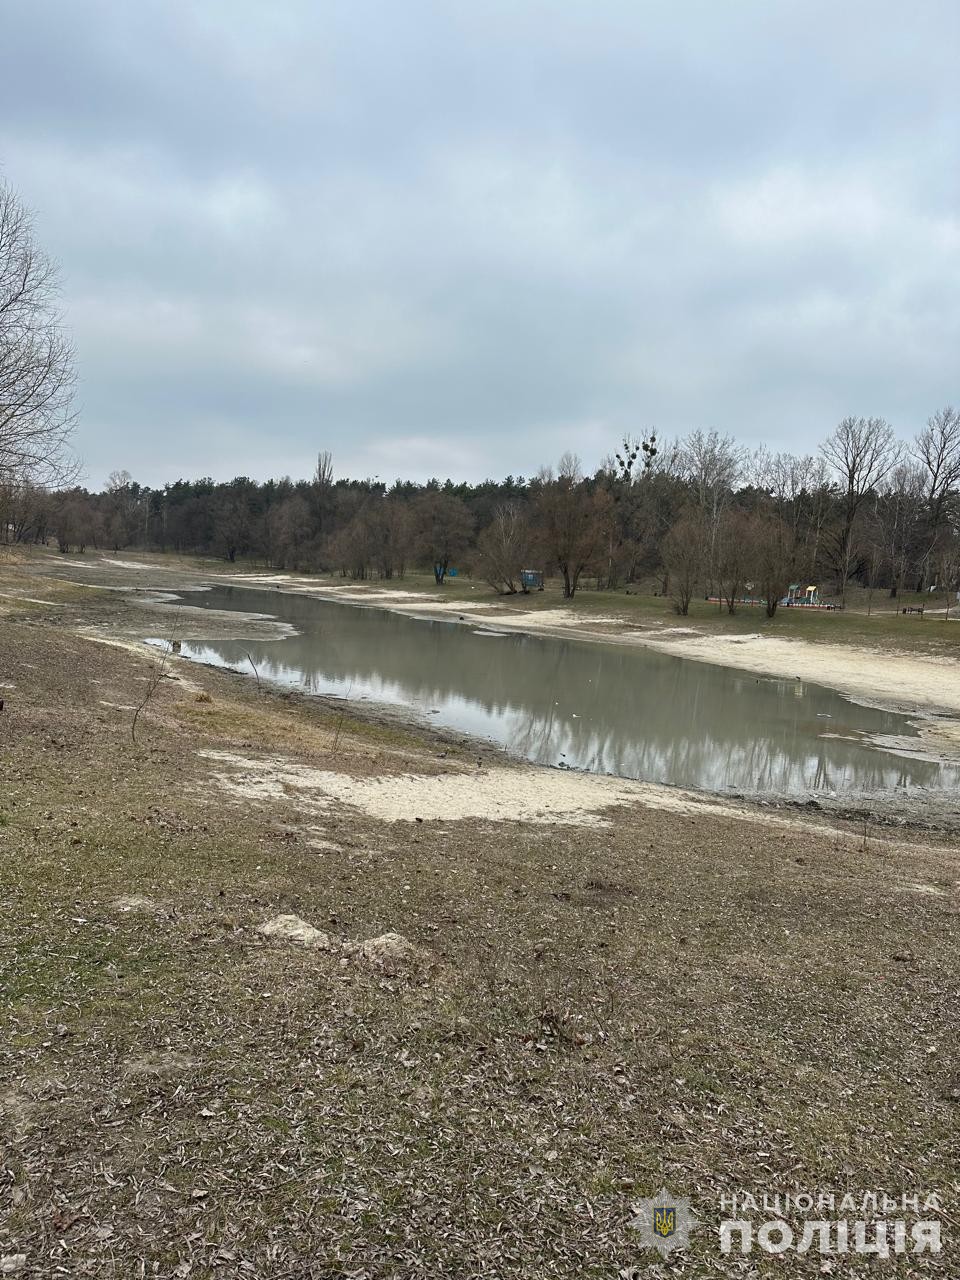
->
[184,588,957,795]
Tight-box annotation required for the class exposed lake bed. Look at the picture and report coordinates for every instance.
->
[142,582,960,817]
[18,550,960,827]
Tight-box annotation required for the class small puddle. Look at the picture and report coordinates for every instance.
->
[152,586,960,798]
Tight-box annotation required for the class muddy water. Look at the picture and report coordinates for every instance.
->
[161,586,960,797]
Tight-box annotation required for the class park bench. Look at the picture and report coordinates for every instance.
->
[901,605,925,616]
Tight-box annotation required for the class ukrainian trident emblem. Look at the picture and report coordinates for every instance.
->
[653,1205,676,1238]
[629,1187,697,1256]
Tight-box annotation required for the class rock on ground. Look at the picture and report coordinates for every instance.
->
[352,931,435,974]
[111,894,163,913]
[256,914,332,949]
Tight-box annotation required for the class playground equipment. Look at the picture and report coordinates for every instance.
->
[782,583,821,607]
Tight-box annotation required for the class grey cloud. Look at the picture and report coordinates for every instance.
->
[0,0,956,487]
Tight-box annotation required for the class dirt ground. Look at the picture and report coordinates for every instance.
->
[2,550,960,1277]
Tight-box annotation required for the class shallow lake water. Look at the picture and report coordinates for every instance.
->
[159,586,960,797]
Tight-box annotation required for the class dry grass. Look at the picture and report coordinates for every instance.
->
[1,579,959,1276]
[171,695,438,766]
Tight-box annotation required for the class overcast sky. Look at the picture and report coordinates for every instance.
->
[1,1,957,489]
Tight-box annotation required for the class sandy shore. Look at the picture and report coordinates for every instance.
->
[27,552,960,767]
[218,572,960,725]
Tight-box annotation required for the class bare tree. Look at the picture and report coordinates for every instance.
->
[536,455,612,598]
[131,611,181,745]
[788,455,832,578]
[326,509,376,579]
[0,180,77,486]
[476,502,531,594]
[368,497,412,579]
[678,430,745,589]
[305,449,335,545]
[264,493,312,569]
[912,406,960,586]
[603,431,660,588]
[0,477,50,544]
[759,451,825,534]
[315,450,334,490]
[412,489,473,584]
[715,509,751,614]
[54,490,97,553]
[746,512,796,618]
[614,431,658,480]
[213,476,257,562]
[860,504,884,616]
[662,508,707,615]
[873,463,926,598]
[820,416,898,601]
[938,541,960,622]
[105,469,138,549]
[679,431,745,512]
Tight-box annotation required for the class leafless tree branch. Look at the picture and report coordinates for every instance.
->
[0,180,77,489]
